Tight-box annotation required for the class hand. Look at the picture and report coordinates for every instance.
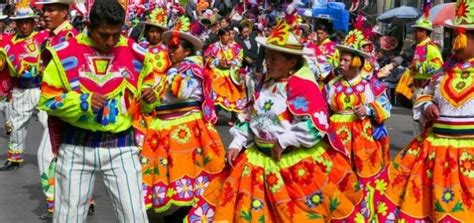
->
[424,104,440,121]
[227,148,240,168]
[141,88,157,104]
[91,93,106,111]
[218,60,229,69]
[353,105,367,118]
[271,142,284,161]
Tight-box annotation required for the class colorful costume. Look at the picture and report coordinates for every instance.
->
[205,41,247,112]
[0,27,49,163]
[140,17,225,220]
[203,20,366,222]
[305,37,340,85]
[377,3,474,221]
[0,31,12,129]
[39,33,150,222]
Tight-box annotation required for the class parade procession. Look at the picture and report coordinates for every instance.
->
[0,0,473,222]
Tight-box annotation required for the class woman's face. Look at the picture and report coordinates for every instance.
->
[264,49,296,80]
[220,31,231,45]
[169,43,190,65]
[339,52,354,74]
[316,29,328,42]
[145,26,163,45]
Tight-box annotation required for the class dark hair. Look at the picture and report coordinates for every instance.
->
[238,22,251,33]
[315,24,332,34]
[89,0,125,29]
[169,37,196,56]
[280,52,304,71]
[218,27,232,37]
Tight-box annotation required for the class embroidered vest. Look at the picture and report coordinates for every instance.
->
[51,34,146,102]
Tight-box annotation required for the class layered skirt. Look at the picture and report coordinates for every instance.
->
[208,68,247,112]
[140,111,225,217]
[376,132,474,222]
[203,141,367,222]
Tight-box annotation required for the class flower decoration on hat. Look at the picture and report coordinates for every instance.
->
[455,0,474,25]
[174,16,190,32]
[11,0,38,19]
[344,29,364,49]
[149,7,168,27]
[267,19,290,46]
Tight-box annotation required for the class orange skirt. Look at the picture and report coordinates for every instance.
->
[202,142,366,222]
[376,131,474,222]
[140,111,225,213]
[209,68,247,112]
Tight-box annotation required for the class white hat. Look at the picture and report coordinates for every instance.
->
[162,16,203,50]
[256,19,311,55]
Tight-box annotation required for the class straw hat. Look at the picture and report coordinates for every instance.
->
[412,17,434,31]
[35,0,75,5]
[162,16,203,50]
[10,0,39,20]
[140,7,169,30]
[336,29,370,58]
[256,19,311,55]
[444,0,474,30]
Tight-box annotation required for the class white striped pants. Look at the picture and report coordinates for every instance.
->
[54,144,148,223]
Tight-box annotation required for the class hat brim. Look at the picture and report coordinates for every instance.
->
[256,37,312,55]
[0,15,7,20]
[162,31,203,51]
[444,19,474,30]
[411,25,434,31]
[10,15,39,20]
[35,1,74,4]
[336,45,370,58]
[140,21,169,31]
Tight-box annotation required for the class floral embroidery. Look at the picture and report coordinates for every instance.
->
[194,175,210,196]
[263,100,273,112]
[361,121,374,141]
[80,93,89,111]
[377,202,388,216]
[460,152,474,178]
[160,158,169,166]
[189,203,214,223]
[251,199,264,211]
[290,96,309,112]
[171,125,192,144]
[153,186,167,205]
[251,168,265,191]
[336,126,351,145]
[99,99,119,125]
[289,161,315,185]
[146,132,160,151]
[375,179,387,195]
[175,178,193,199]
[306,192,323,208]
[442,188,455,203]
[46,94,65,110]
[266,171,283,193]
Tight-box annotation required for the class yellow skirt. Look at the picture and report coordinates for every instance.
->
[140,111,225,213]
[209,68,247,112]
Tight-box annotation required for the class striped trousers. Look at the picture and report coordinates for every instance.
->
[54,144,148,223]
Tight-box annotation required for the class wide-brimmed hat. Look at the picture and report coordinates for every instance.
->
[0,8,7,20]
[35,0,75,5]
[412,17,434,31]
[256,19,311,55]
[445,0,474,30]
[10,0,39,20]
[140,7,168,30]
[336,29,370,58]
[162,16,203,51]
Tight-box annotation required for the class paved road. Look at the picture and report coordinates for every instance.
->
[0,107,413,223]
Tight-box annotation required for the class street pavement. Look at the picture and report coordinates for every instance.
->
[0,106,413,223]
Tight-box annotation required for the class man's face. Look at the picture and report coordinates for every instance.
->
[16,18,35,37]
[241,27,250,39]
[414,28,427,43]
[220,31,231,45]
[43,3,68,30]
[88,23,122,53]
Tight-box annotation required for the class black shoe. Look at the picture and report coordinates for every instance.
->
[88,204,95,216]
[38,212,53,220]
[0,161,21,171]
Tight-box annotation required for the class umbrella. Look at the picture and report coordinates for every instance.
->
[429,3,456,26]
[377,6,421,24]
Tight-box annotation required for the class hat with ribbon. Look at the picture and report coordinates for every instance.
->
[162,16,203,50]
[10,0,39,20]
[336,29,370,58]
[140,7,169,30]
[256,19,311,55]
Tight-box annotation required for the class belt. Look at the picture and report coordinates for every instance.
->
[17,76,41,89]
[254,138,292,157]
[155,101,201,114]
[64,126,135,147]
[433,116,474,138]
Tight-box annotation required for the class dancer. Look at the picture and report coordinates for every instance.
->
[203,19,366,222]
[377,0,474,221]
[140,16,225,221]
[38,0,149,221]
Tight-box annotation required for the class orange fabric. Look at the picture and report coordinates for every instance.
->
[203,146,366,222]
[209,68,247,112]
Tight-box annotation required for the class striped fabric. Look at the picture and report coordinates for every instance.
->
[64,126,135,148]
[54,144,148,223]
[433,116,474,137]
